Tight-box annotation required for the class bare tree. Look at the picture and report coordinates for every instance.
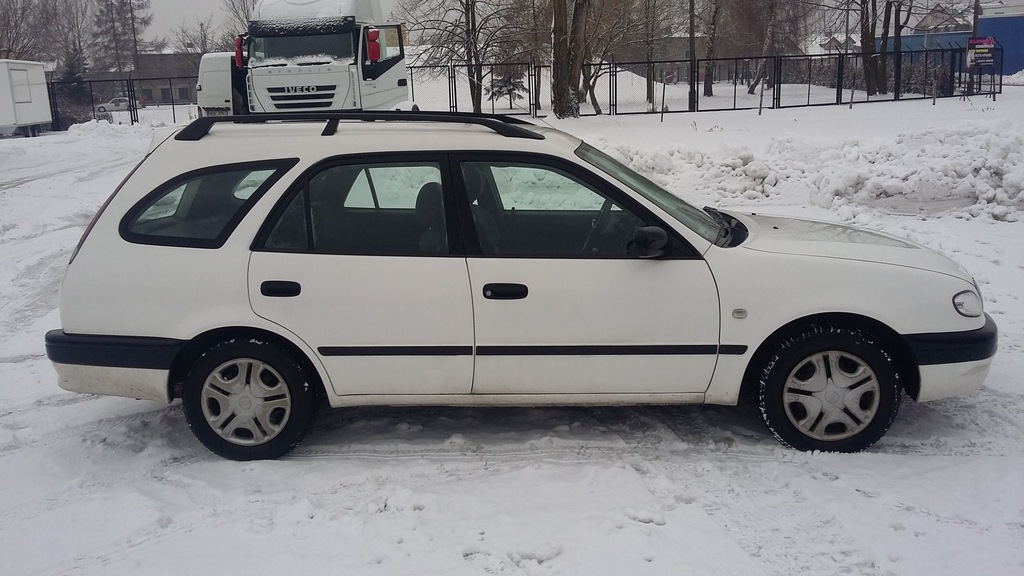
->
[399,0,519,113]
[628,0,683,108]
[0,0,48,60]
[701,0,724,97]
[172,16,231,73]
[576,0,632,113]
[221,0,254,34]
[48,0,93,56]
[551,0,576,117]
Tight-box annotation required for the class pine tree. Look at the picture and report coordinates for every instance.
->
[58,46,90,103]
[90,0,153,73]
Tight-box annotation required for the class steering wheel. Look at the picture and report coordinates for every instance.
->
[582,199,613,254]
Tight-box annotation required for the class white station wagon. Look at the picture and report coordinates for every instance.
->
[45,113,997,460]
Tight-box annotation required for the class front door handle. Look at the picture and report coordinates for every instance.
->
[261,280,301,298]
[483,283,528,300]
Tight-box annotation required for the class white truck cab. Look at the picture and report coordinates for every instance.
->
[239,0,410,113]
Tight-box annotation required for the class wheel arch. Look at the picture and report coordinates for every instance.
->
[168,326,328,402]
[737,312,920,404]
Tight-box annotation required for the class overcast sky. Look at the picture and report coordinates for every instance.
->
[149,0,227,41]
[148,0,399,42]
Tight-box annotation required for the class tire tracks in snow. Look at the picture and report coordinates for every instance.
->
[0,404,184,457]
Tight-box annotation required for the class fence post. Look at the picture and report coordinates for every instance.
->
[836,55,845,105]
[948,50,956,98]
[47,82,61,131]
[608,57,616,116]
[88,81,96,120]
[774,56,782,109]
[449,65,457,112]
[894,51,902,101]
[127,77,139,125]
[168,79,177,123]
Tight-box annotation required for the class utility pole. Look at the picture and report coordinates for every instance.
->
[968,0,981,94]
[688,0,696,111]
[128,0,141,73]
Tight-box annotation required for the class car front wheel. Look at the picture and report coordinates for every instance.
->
[182,339,317,460]
[759,325,901,452]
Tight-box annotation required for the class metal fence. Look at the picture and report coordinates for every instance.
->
[411,44,1003,117]
[40,44,1002,131]
[46,76,199,131]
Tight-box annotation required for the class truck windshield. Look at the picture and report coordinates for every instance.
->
[250,33,354,66]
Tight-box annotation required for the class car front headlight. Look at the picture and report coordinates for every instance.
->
[953,290,984,318]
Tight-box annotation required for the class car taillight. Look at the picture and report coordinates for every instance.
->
[69,159,144,264]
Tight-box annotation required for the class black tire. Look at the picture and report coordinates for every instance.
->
[182,339,318,460]
[97,106,107,113]
[759,325,901,452]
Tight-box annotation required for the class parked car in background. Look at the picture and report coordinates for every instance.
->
[45,112,997,460]
[95,97,141,113]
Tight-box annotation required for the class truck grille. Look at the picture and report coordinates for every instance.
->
[266,85,337,110]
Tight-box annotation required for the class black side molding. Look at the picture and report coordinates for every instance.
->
[45,330,184,370]
[904,313,998,366]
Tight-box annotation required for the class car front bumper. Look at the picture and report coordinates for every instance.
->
[45,330,184,403]
[904,313,998,402]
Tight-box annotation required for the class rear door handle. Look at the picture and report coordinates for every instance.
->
[483,283,528,300]
[261,280,301,298]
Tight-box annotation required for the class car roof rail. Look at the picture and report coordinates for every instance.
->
[175,111,546,142]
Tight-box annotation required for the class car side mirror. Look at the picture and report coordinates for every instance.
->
[630,226,668,259]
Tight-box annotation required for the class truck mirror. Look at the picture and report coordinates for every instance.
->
[234,36,244,68]
[366,28,381,63]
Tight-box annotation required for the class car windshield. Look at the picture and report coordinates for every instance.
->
[250,32,354,66]
[575,143,722,243]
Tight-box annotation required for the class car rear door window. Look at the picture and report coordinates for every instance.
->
[261,160,455,256]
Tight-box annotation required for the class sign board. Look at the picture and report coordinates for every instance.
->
[967,36,996,68]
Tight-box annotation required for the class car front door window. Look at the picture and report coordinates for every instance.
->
[460,161,644,258]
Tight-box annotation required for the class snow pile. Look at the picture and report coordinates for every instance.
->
[1004,70,1024,86]
[65,119,164,140]
[596,119,1024,222]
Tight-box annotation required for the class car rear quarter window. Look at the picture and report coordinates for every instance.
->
[120,160,297,248]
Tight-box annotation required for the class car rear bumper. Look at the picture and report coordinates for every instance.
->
[904,313,998,402]
[45,330,183,402]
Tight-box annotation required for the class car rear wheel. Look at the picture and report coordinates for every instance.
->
[182,339,317,460]
[97,106,106,112]
[759,325,901,452]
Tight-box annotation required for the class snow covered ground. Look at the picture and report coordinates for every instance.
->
[1,89,1023,575]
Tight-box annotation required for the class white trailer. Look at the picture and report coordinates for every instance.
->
[0,60,52,137]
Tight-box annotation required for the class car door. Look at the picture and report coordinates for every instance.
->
[455,154,722,396]
[249,155,475,397]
